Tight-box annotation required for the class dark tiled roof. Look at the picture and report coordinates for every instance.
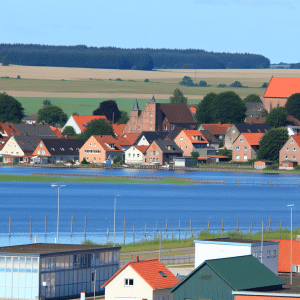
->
[200,129,219,144]
[165,126,184,140]
[41,139,86,155]
[14,136,43,152]
[134,131,169,145]
[159,104,197,124]
[24,114,39,121]
[234,123,271,133]
[0,243,119,254]
[14,124,59,139]
[155,140,183,154]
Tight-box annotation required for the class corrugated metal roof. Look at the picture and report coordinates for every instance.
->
[171,255,284,293]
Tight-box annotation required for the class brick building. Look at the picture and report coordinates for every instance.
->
[124,96,197,133]
[279,133,300,165]
[263,77,300,112]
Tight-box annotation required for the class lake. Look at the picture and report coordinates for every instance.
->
[0,166,299,247]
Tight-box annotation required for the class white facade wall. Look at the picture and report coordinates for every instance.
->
[125,147,145,164]
[105,265,153,300]
[1,136,24,156]
[195,241,279,275]
[62,116,82,134]
[136,136,150,146]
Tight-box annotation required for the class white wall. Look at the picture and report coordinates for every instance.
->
[125,147,144,164]
[195,241,279,275]
[105,265,153,300]
[136,136,150,146]
[62,116,82,134]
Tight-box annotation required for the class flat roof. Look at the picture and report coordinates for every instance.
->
[194,238,279,246]
[0,243,120,255]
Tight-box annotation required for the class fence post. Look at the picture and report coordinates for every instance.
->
[185,229,187,241]
[123,218,126,245]
[166,219,168,239]
[208,219,210,232]
[237,219,239,232]
[107,228,109,244]
[222,219,224,234]
[280,219,282,230]
[156,220,158,237]
[268,218,271,231]
[250,221,253,234]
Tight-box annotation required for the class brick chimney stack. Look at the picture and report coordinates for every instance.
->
[135,255,139,262]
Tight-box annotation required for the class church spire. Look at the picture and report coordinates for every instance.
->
[132,98,140,110]
[150,95,156,103]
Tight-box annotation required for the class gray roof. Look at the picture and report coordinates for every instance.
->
[134,131,169,145]
[166,126,184,140]
[14,124,59,139]
[42,139,86,155]
[233,123,271,133]
[13,135,43,152]
[132,98,140,110]
[149,95,156,103]
[154,140,183,154]
[200,129,219,144]
[24,114,39,121]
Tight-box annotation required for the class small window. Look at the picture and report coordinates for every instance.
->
[244,147,247,151]
[273,250,277,257]
[185,146,188,150]
[89,143,92,146]
[149,158,152,162]
[164,125,167,130]
[93,143,96,147]
[230,138,233,141]
[286,147,289,151]
[42,150,46,155]
[150,151,153,155]
[125,278,134,286]
[137,154,140,157]
[155,151,159,155]
[37,150,41,155]
[240,138,243,142]
[133,154,135,158]
[159,271,167,277]
[267,250,271,258]
[291,140,294,144]
[236,146,240,151]
[180,137,183,141]
[236,155,240,159]
[244,155,247,160]
[128,153,131,157]
[285,155,288,159]
[293,147,296,151]
[293,156,296,160]
[138,126,140,130]
[232,130,235,133]
[156,158,158,162]
[40,143,43,147]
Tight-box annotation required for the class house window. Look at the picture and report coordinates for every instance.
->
[230,138,233,141]
[42,151,46,155]
[138,126,140,130]
[37,150,41,155]
[150,151,153,155]
[137,154,140,157]
[40,143,43,147]
[293,156,296,160]
[124,278,134,286]
[244,155,247,160]
[293,147,296,151]
[185,146,188,150]
[156,158,158,162]
[171,125,174,130]
[93,143,96,147]
[180,137,183,141]
[236,146,240,151]
[267,250,271,258]
[236,155,240,160]
[155,151,159,155]
[291,140,294,144]
[159,271,167,277]
[273,250,277,257]
[89,143,92,146]
[240,138,243,142]
[285,155,288,159]
[149,158,152,162]
[164,125,167,130]
[286,147,289,151]
[128,153,131,157]
[150,114,153,117]
[244,147,247,151]
[133,154,135,158]
[150,126,152,130]
[232,130,235,133]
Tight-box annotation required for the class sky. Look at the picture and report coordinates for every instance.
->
[1,0,299,64]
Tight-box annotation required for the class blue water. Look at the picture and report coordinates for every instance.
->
[0,166,300,247]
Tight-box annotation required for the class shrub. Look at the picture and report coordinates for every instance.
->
[81,158,90,165]
[191,151,200,158]
[179,76,195,87]
[262,82,268,88]
[144,78,149,82]
[218,84,227,88]
[17,75,21,79]
[0,157,3,163]
[113,155,122,165]
[66,159,75,164]
[199,80,207,87]
[116,78,122,81]
[229,81,243,88]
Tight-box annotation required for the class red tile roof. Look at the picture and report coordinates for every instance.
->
[292,132,300,147]
[287,115,300,126]
[112,123,126,136]
[116,136,131,146]
[201,122,232,135]
[264,77,300,98]
[242,133,265,146]
[245,117,267,124]
[72,115,109,132]
[275,239,300,272]
[0,122,20,137]
[134,145,149,154]
[207,155,229,158]
[189,105,197,115]
[182,130,208,144]
[93,135,123,152]
[123,132,141,145]
[102,258,180,290]
[50,126,64,139]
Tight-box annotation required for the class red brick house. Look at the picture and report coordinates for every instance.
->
[232,133,264,162]
[279,133,300,166]
[263,77,300,112]
[124,96,197,133]
[146,140,183,165]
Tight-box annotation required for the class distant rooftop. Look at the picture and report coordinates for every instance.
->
[0,243,120,255]
[195,238,279,245]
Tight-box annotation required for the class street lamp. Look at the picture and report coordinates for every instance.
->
[51,184,66,244]
[114,195,121,247]
[287,204,294,285]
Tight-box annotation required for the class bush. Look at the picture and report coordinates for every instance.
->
[218,84,227,88]
[144,78,149,82]
[229,81,243,88]
[113,155,122,165]
[191,151,200,158]
[0,157,3,163]
[179,76,195,87]
[81,158,90,165]
[17,75,21,79]
[262,82,268,88]
[116,78,122,81]
[66,159,75,164]
[294,165,300,170]
[199,80,207,87]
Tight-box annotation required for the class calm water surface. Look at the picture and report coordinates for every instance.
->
[1,165,300,247]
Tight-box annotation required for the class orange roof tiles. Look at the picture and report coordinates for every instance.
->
[0,122,20,137]
[102,258,180,290]
[112,123,126,136]
[292,133,300,147]
[93,135,123,152]
[207,155,229,158]
[72,115,109,132]
[134,145,149,154]
[275,239,300,272]
[50,126,64,139]
[242,133,265,146]
[123,132,141,145]
[116,136,131,146]
[264,77,300,98]
[201,122,232,135]
[182,130,208,144]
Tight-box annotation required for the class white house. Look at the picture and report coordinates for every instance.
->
[62,115,109,134]
[102,256,180,300]
[195,238,279,275]
[125,145,148,164]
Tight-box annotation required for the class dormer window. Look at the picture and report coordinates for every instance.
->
[60,148,65,151]
[70,148,73,151]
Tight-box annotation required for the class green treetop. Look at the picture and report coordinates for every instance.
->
[0,93,24,123]
[170,88,188,104]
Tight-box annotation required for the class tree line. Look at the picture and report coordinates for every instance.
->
[0,44,270,70]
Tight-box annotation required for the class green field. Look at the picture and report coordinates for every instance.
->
[0,174,195,185]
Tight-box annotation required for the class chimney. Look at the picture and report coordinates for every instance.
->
[135,255,139,262]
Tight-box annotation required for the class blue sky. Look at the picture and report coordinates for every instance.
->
[1,0,299,64]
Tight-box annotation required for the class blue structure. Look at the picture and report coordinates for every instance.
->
[0,243,120,300]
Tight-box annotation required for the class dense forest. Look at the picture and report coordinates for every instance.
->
[289,63,300,69]
[0,44,270,70]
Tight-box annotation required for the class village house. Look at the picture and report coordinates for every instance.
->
[232,132,264,162]
[171,256,284,300]
[62,114,109,134]
[146,140,183,165]
[24,114,39,124]
[102,256,180,300]
[225,123,270,150]
[199,129,219,150]
[31,139,85,164]
[279,133,300,167]
[198,122,232,141]
[245,102,266,119]
[134,131,169,146]
[173,129,209,157]
[125,145,148,165]
[263,77,300,112]
[79,135,123,164]
[124,96,197,133]
[13,123,59,139]
[254,160,273,169]
[244,116,267,124]
[122,132,141,145]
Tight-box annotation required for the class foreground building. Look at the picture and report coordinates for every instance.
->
[0,243,120,300]
[102,256,180,300]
